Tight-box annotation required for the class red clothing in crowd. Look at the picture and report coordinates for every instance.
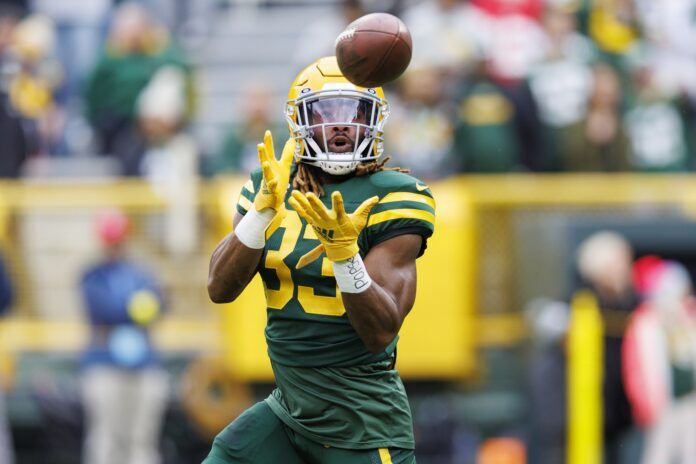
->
[471,0,543,19]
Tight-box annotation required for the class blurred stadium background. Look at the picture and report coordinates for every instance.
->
[0,0,696,463]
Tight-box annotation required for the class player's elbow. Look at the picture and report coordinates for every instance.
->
[207,278,239,304]
[207,287,233,304]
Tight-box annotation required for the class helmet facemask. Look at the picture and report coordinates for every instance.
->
[286,87,389,175]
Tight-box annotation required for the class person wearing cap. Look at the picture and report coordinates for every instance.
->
[623,256,696,464]
[80,209,168,464]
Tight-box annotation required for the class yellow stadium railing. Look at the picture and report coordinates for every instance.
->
[0,174,692,383]
[567,291,604,464]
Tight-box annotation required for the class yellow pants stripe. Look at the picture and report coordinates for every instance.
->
[378,448,393,464]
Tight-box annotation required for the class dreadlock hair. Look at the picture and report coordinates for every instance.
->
[292,156,409,197]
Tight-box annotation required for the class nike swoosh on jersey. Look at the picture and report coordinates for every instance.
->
[415,183,429,191]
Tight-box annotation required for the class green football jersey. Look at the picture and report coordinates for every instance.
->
[236,167,436,368]
[235,166,435,449]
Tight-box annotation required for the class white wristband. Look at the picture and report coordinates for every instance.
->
[333,253,373,294]
[234,208,275,249]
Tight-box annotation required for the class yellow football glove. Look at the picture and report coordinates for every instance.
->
[254,130,296,236]
[289,190,379,268]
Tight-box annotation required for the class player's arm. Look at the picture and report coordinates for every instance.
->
[207,132,294,304]
[341,234,421,353]
[207,212,264,303]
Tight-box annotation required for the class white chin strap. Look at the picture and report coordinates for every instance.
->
[312,157,360,176]
[303,134,373,175]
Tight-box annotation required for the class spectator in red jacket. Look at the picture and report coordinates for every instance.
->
[623,256,696,464]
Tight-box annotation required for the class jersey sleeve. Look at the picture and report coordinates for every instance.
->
[235,168,263,216]
[363,180,436,256]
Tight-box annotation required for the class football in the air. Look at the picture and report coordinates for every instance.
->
[335,12,412,88]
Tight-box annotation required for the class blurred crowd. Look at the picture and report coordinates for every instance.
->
[214,0,696,178]
[1,0,696,180]
[387,0,696,176]
[0,0,194,179]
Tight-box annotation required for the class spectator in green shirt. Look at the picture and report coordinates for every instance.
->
[560,62,631,171]
[84,2,193,175]
[451,61,548,173]
[624,63,691,172]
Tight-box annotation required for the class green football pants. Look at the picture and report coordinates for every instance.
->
[203,401,415,464]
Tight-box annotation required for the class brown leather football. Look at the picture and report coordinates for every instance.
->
[335,12,412,88]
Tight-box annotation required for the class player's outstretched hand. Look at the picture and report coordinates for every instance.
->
[289,190,378,269]
[254,131,295,236]
[255,130,295,214]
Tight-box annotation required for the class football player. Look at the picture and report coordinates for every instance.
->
[204,56,436,464]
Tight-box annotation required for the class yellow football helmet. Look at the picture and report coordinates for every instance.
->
[285,56,389,175]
